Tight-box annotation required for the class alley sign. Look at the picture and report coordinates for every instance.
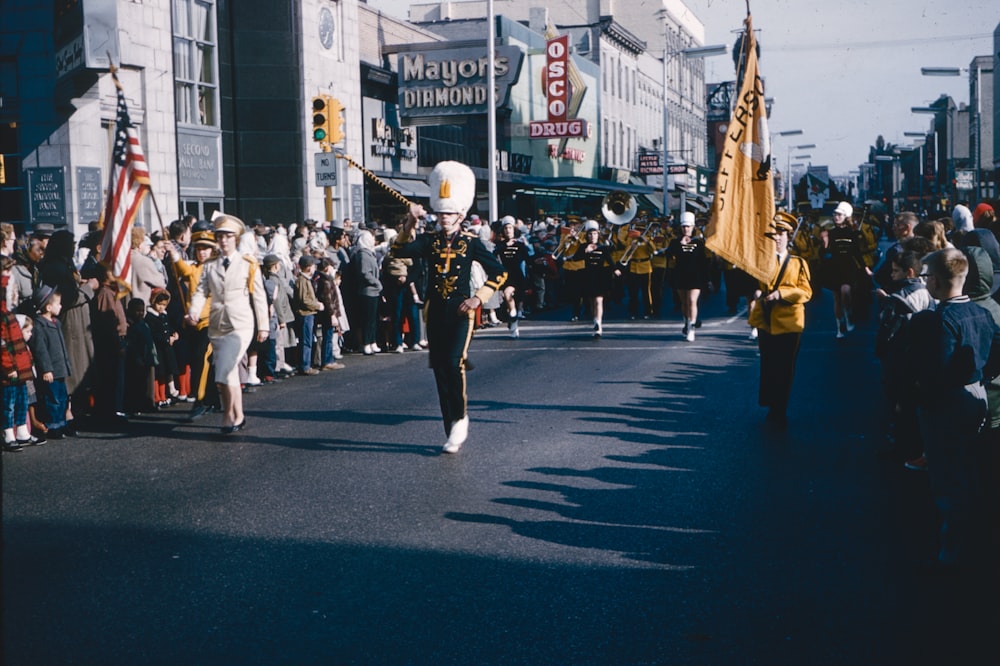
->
[315,153,338,187]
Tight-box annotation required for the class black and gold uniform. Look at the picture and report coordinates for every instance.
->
[665,234,710,290]
[556,224,585,319]
[494,237,530,297]
[571,241,616,299]
[621,226,656,318]
[821,224,867,289]
[649,224,671,317]
[392,227,507,433]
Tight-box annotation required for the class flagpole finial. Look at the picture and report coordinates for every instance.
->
[107,51,117,75]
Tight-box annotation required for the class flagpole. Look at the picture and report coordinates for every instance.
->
[147,188,187,304]
[100,56,154,293]
[703,13,775,283]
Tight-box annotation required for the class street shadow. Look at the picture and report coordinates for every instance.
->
[445,338,762,570]
[1,519,718,665]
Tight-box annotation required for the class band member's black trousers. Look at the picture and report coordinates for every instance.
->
[650,267,666,317]
[757,329,802,417]
[425,298,475,434]
[626,270,652,317]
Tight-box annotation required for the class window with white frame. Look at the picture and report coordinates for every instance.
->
[173,0,218,127]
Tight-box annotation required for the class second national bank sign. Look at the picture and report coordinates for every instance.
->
[398,45,523,124]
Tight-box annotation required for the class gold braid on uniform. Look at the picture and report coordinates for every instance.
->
[336,152,415,209]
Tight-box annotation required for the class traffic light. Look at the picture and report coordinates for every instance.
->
[327,97,345,145]
[311,95,331,143]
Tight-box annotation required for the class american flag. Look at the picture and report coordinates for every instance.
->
[100,66,150,286]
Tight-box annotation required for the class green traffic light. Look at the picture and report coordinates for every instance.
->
[312,109,327,142]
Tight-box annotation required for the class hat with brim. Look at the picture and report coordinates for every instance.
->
[32,284,58,313]
[191,229,218,249]
[766,211,798,237]
[213,214,245,235]
[32,223,56,239]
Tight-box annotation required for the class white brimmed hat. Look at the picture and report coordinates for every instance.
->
[213,213,246,235]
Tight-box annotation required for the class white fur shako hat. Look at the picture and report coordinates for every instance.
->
[428,161,476,215]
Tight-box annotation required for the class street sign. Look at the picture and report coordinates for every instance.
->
[955,169,974,191]
[315,152,338,187]
[638,153,662,175]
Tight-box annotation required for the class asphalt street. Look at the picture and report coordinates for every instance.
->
[3,288,998,664]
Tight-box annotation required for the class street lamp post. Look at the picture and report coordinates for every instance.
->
[921,64,984,204]
[773,130,813,212]
[660,34,727,217]
[912,102,956,210]
[788,143,815,211]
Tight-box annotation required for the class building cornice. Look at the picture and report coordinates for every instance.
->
[598,17,646,55]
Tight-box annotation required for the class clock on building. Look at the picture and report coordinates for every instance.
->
[318,6,335,50]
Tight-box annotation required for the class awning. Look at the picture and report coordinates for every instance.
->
[382,177,431,199]
[514,176,655,199]
[639,194,664,212]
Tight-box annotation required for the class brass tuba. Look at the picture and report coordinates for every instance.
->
[601,191,638,226]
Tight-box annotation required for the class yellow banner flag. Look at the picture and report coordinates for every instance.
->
[704,15,775,283]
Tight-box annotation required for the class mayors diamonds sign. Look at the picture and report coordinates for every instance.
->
[398,45,523,123]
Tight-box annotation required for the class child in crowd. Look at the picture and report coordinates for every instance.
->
[28,286,72,439]
[2,312,43,451]
[908,248,998,569]
[262,254,295,380]
[124,297,157,415]
[315,257,346,369]
[292,254,323,375]
[145,288,179,408]
[875,250,933,460]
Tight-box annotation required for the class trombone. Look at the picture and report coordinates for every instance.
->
[619,222,660,266]
[552,226,581,260]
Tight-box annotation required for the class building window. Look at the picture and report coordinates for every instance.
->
[173,0,218,127]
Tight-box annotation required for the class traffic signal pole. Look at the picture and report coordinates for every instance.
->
[323,142,333,223]
[311,94,344,223]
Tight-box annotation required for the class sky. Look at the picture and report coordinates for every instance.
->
[365,0,997,175]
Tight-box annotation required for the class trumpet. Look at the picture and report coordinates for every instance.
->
[552,226,581,260]
[620,222,660,266]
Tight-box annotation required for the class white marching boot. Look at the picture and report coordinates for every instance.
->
[443,416,469,453]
